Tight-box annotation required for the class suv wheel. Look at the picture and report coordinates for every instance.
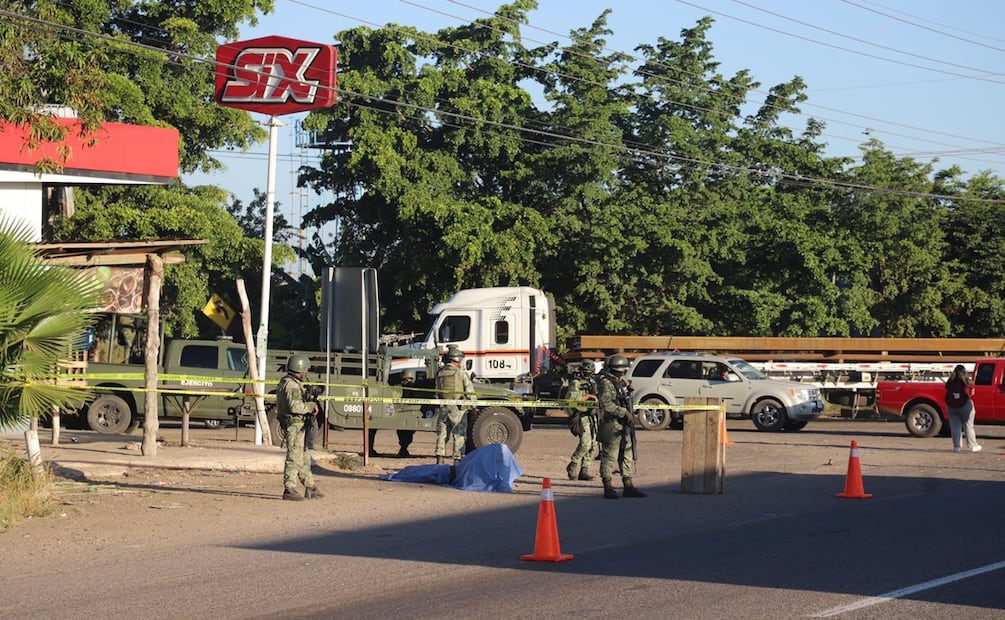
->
[637,397,671,431]
[751,398,787,432]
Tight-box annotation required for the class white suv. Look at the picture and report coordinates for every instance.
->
[627,352,824,432]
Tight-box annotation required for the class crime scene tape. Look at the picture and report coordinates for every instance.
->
[43,370,723,412]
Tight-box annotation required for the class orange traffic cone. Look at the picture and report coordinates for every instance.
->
[719,417,735,446]
[836,440,873,499]
[521,478,574,562]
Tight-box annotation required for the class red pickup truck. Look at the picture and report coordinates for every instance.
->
[876,358,1005,437]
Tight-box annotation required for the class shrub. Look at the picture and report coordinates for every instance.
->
[0,449,54,529]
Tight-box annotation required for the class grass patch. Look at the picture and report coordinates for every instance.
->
[0,449,55,530]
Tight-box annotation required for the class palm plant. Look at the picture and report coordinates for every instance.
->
[0,219,100,429]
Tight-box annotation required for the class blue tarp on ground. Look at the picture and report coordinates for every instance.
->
[379,443,523,492]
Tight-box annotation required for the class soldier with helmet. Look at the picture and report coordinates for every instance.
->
[596,354,647,499]
[435,346,475,465]
[277,353,324,501]
[368,368,418,457]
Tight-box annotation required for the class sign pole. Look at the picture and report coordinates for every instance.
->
[254,115,283,444]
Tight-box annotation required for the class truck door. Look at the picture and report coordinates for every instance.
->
[971,362,1004,422]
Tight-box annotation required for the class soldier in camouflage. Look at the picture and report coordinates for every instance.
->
[596,354,647,499]
[434,346,475,465]
[566,362,598,481]
[277,354,324,501]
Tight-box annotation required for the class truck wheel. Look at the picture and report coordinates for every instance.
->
[203,419,222,429]
[266,405,285,446]
[637,397,671,431]
[470,407,522,453]
[751,398,787,432]
[905,403,942,438]
[784,420,808,431]
[86,394,133,434]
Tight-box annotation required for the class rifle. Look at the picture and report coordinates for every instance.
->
[302,383,324,449]
[617,380,638,466]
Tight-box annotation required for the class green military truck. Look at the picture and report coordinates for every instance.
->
[67,314,531,452]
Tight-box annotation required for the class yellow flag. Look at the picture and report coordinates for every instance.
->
[202,293,236,330]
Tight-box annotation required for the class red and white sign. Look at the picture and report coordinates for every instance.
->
[215,35,337,115]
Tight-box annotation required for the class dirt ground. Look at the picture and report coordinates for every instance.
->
[0,427,568,568]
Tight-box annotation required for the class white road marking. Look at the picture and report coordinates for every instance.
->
[810,560,1005,617]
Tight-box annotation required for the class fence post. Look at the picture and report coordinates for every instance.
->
[680,397,725,494]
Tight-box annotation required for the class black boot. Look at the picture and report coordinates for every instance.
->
[578,466,594,481]
[566,462,580,480]
[603,479,620,499]
[622,478,647,498]
[304,487,325,500]
[282,489,305,501]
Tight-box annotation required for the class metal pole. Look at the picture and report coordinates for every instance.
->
[255,115,284,438]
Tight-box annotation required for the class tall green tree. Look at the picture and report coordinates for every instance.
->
[301,1,552,333]
[0,220,99,429]
[833,140,952,336]
[938,168,1005,335]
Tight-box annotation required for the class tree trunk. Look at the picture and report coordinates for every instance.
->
[238,279,271,446]
[141,254,163,457]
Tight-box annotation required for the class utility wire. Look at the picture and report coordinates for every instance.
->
[3,5,1003,204]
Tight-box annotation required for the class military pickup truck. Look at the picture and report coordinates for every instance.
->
[876,358,1005,437]
[65,314,532,452]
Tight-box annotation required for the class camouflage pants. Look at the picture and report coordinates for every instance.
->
[597,418,634,481]
[569,415,598,467]
[284,415,315,491]
[435,407,467,459]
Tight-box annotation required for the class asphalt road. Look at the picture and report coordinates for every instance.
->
[5,418,1004,619]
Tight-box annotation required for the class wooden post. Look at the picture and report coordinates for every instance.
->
[180,396,191,447]
[680,397,725,494]
[237,279,271,446]
[141,254,163,457]
[50,405,61,446]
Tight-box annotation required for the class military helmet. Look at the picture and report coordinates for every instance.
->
[605,354,630,374]
[287,354,310,374]
[401,368,417,382]
[444,346,464,363]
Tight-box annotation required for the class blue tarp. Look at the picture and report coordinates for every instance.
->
[379,443,523,492]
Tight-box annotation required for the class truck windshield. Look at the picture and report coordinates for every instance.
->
[729,359,767,380]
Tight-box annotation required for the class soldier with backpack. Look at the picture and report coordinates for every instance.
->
[435,346,475,465]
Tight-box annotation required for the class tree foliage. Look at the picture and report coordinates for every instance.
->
[7,1,1005,347]
[0,219,99,428]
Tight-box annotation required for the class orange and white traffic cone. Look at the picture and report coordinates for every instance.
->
[718,415,735,446]
[521,478,573,562]
[836,440,873,499]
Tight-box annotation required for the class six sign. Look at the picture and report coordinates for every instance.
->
[215,35,337,115]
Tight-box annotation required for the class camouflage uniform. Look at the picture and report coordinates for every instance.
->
[566,375,598,480]
[434,361,475,463]
[277,371,319,498]
[596,361,646,499]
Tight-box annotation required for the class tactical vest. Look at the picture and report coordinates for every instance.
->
[437,365,464,398]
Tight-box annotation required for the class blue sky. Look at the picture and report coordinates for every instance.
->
[187,0,1005,228]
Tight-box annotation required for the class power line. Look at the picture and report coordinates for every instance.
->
[4,5,1003,205]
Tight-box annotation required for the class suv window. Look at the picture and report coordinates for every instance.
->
[631,358,664,379]
[667,359,702,379]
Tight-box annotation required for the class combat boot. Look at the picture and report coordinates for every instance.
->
[304,487,325,500]
[622,478,647,498]
[436,455,444,465]
[566,462,580,480]
[602,479,620,499]
[578,466,594,481]
[282,489,305,501]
